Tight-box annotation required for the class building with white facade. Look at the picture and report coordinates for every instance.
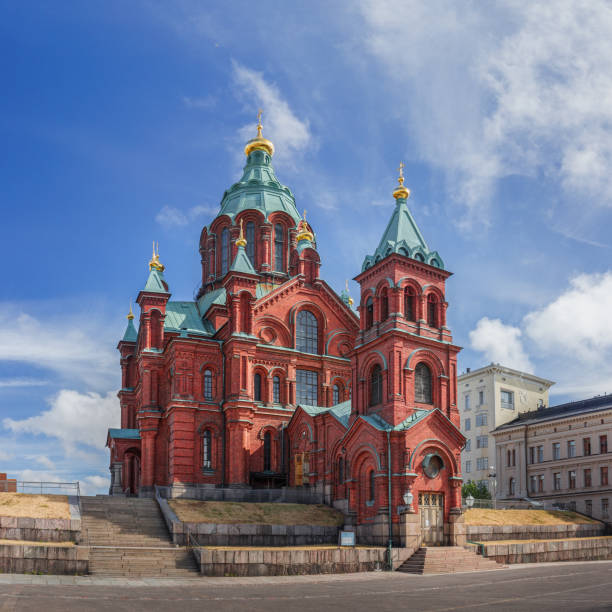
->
[458,364,554,492]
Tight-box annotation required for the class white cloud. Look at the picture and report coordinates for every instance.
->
[469,317,534,373]
[155,204,218,227]
[0,449,12,461]
[3,389,119,453]
[359,0,612,225]
[28,455,55,469]
[232,62,312,164]
[81,475,110,495]
[0,378,48,388]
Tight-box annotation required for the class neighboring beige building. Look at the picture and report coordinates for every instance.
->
[458,364,555,493]
[492,395,612,521]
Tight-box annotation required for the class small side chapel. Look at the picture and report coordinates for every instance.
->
[107,117,465,546]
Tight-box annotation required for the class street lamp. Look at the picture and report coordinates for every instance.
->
[465,494,475,508]
[489,466,497,508]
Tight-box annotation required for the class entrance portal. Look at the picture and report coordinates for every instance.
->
[419,492,444,546]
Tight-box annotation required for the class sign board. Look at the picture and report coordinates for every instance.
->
[339,531,356,547]
[294,453,303,486]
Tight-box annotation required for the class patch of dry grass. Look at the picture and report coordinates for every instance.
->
[464,508,599,526]
[0,539,74,547]
[0,493,70,519]
[169,500,345,526]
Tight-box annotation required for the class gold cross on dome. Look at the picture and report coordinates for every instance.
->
[398,161,405,186]
[256,109,263,136]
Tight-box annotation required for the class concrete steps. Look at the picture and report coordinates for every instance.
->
[88,547,199,577]
[397,546,506,575]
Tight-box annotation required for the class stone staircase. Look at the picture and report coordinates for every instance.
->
[397,546,506,575]
[80,496,199,577]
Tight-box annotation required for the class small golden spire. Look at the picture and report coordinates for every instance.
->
[296,209,314,243]
[393,161,411,200]
[149,241,165,272]
[244,109,275,157]
[127,300,135,320]
[236,219,247,248]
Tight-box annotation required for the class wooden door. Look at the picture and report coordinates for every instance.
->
[419,492,444,546]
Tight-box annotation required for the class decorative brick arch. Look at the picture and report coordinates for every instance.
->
[408,438,459,475]
[254,315,292,347]
[404,348,446,377]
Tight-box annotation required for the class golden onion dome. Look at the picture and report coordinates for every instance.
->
[149,241,165,272]
[296,209,314,242]
[244,109,275,157]
[235,219,247,248]
[393,161,411,200]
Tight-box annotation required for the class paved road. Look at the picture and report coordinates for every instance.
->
[1,561,611,611]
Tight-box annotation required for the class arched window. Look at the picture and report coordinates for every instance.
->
[263,430,272,471]
[370,364,382,406]
[202,430,212,469]
[273,376,281,403]
[365,297,374,329]
[427,294,438,327]
[369,470,375,502]
[150,310,162,349]
[507,449,511,467]
[203,369,213,400]
[380,288,389,321]
[254,373,262,402]
[512,449,516,466]
[274,223,284,271]
[414,252,425,262]
[404,287,416,321]
[509,477,515,496]
[246,221,255,265]
[338,457,344,484]
[333,384,340,405]
[221,227,230,275]
[296,310,318,354]
[414,362,432,404]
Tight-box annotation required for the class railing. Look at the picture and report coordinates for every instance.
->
[16,481,80,496]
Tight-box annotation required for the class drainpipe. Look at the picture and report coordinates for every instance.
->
[221,354,226,488]
[386,429,393,571]
[523,425,528,498]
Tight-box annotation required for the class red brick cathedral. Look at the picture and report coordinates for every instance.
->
[107,119,465,543]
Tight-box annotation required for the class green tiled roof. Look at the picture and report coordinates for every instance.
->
[121,318,138,343]
[164,301,214,336]
[143,268,169,293]
[108,428,140,440]
[361,409,429,432]
[299,400,351,428]
[230,245,257,274]
[362,198,444,271]
[197,287,226,316]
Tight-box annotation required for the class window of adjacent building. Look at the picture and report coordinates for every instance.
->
[602,498,609,518]
[380,288,389,321]
[203,369,213,400]
[427,294,438,327]
[529,446,535,464]
[296,310,318,354]
[509,477,515,496]
[584,468,592,488]
[538,474,545,493]
[601,435,608,454]
[478,479,489,490]
[476,436,488,449]
[274,223,284,271]
[221,227,230,275]
[404,287,416,321]
[501,390,514,410]
[202,430,212,469]
[465,460,472,473]
[365,297,374,329]
[568,470,576,489]
[370,365,383,406]
[414,362,433,404]
[263,431,272,471]
[476,413,487,427]
[333,384,340,405]
[464,418,471,432]
[273,376,281,404]
[465,439,471,452]
[254,373,262,402]
[465,394,470,411]
[585,500,592,516]
[583,437,591,456]
[507,449,511,467]
[529,475,537,493]
[568,501,576,511]
[568,440,576,458]
[296,369,318,405]
[478,390,484,405]
[554,472,561,491]
[246,221,255,265]
[537,446,544,463]
[369,470,375,502]
[476,457,488,471]
[552,442,561,460]
[601,466,609,486]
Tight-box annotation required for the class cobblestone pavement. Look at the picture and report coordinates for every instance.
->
[0,561,611,611]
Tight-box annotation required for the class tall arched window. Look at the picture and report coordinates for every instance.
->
[509,477,515,496]
[427,294,438,327]
[296,310,318,354]
[246,221,255,265]
[221,227,230,275]
[380,288,389,321]
[202,430,212,469]
[254,373,262,402]
[203,369,213,400]
[338,457,344,484]
[370,364,382,406]
[150,310,162,349]
[404,287,416,321]
[414,362,432,404]
[369,469,375,502]
[263,431,272,471]
[365,297,374,329]
[333,384,340,405]
[507,449,511,467]
[274,223,284,271]
[273,376,281,403]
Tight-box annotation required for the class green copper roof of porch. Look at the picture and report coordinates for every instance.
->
[299,401,351,428]
[108,428,140,440]
[164,301,214,336]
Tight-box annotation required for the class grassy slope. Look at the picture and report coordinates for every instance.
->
[464,508,599,526]
[0,493,70,519]
[169,500,345,526]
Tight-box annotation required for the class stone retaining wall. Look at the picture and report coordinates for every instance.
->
[0,543,88,574]
[0,517,81,543]
[481,536,612,564]
[193,546,413,576]
[466,523,604,542]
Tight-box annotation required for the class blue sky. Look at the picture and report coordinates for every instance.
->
[2,1,612,493]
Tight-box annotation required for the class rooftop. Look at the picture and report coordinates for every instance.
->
[458,363,555,387]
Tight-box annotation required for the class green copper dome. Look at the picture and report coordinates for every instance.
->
[216,150,302,224]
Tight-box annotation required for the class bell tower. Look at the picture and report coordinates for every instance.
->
[352,164,460,428]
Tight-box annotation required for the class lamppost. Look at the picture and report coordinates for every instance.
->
[465,494,475,509]
[489,466,497,508]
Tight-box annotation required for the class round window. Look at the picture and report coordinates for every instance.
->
[423,454,444,479]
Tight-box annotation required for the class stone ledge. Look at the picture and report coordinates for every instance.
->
[0,543,89,575]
